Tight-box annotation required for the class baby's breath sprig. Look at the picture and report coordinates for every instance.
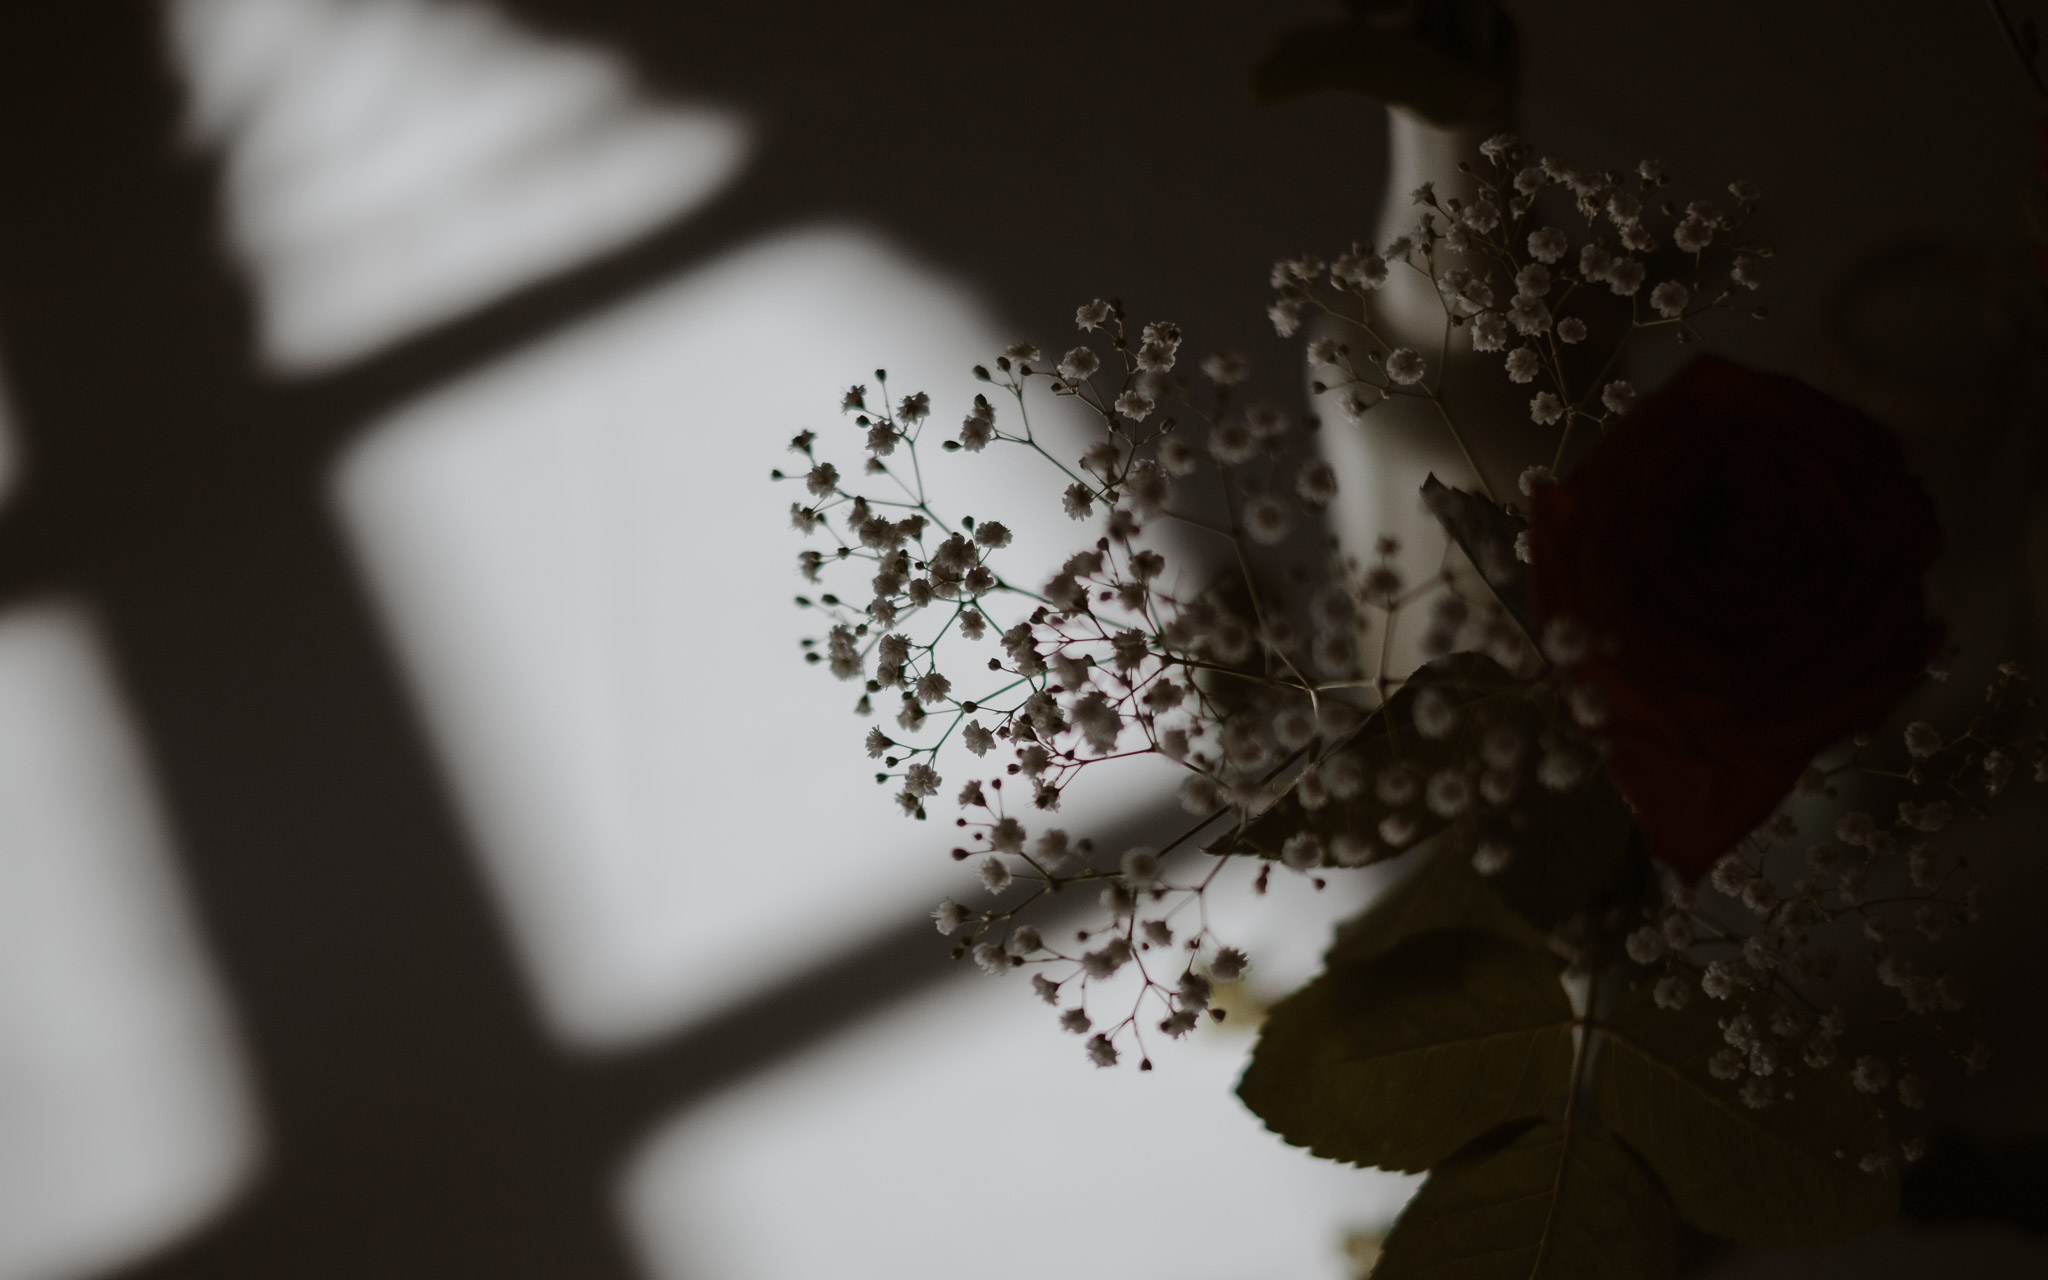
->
[779,296,1518,1067]
[780,144,1783,1072]
[1274,133,1770,477]
[772,125,2047,1273]
[1615,658,2040,1167]
[781,142,2032,1109]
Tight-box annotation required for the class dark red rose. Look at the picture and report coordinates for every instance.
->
[1528,355,1941,878]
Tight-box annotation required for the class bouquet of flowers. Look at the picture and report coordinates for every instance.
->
[776,126,2037,1276]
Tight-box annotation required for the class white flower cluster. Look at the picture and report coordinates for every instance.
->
[780,297,1526,1067]
[1272,133,1769,473]
[780,143,2027,1100]
[1626,660,2041,1150]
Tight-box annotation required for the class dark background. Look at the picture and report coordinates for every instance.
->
[0,2,2043,1277]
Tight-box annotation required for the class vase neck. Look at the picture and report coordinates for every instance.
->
[1375,108,1513,246]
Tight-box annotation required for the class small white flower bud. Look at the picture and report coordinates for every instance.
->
[979,857,1012,894]
[1536,748,1588,792]
[1897,800,1952,833]
[1723,1012,1760,1051]
[1385,348,1427,384]
[1082,937,1132,978]
[1321,753,1364,800]
[1748,1041,1779,1078]
[1472,840,1514,876]
[1625,926,1665,965]
[932,899,969,934]
[1178,774,1223,815]
[1708,855,1751,896]
[1327,832,1372,867]
[1470,310,1509,352]
[1897,1074,1930,1110]
[1701,961,1738,1000]
[1209,947,1248,982]
[1100,884,1136,920]
[1707,1046,1746,1081]
[1425,770,1473,818]
[1376,809,1418,847]
[1568,682,1609,728]
[1411,688,1461,740]
[1280,832,1324,871]
[1540,615,1590,667]
[1375,765,1420,806]
[1159,1009,1200,1038]
[1660,914,1695,950]
[1851,1056,1892,1094]
[1121,845,1161,886]
[1740,877,1779,914]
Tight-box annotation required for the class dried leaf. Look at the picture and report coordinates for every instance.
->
[1422,474,1533,637]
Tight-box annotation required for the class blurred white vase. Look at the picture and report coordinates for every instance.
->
[1310,108,1531,683]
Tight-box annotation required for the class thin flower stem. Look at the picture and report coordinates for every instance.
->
[1423,387,1502,505]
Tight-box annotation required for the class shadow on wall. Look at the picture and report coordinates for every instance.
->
[0,2,1381,1278]
[3,0,2046,1277]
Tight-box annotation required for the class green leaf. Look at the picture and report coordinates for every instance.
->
[1594,982,1899,1247]
[1483,768,1638,931]
[1327,841,1550,967]
[1422,475,1533,639]
[1374,1121,1676,1280]
[1237,931,1574,1173]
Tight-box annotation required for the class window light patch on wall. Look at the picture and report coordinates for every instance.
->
[333,225,1168,1048]
[166,0,748,374]
[0,603,258,1280]
[620,971,1420,1280]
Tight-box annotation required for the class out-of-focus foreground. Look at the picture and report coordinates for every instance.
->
[0,3,2043,1279]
